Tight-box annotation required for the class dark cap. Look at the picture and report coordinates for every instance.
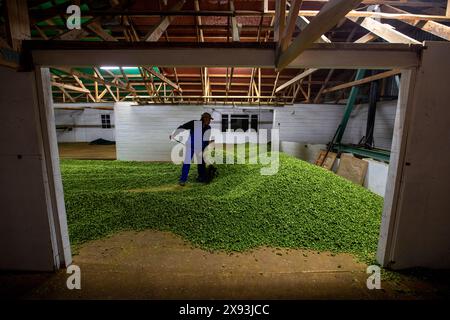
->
[201,112,214,120]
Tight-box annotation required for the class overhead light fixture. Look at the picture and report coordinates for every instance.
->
[100,66,138,70]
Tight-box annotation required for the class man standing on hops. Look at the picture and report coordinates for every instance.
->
[170,112,213,186]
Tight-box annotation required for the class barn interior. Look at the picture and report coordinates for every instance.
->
[0,0,449,300]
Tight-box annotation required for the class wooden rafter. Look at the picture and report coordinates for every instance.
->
[86,21,118,41]
[277,0,363,70]
[322,69,401,94]
[93,67,118,102]
[348,16,421,44]
[72,75,96,102]
[382,4,450,41]
[230,0,240,42]
[275,31,377,93]
[143,0,186,42]
[142,66,181,92]
[273,0,286,43]
[57,86,76,102]
[51,81,90,94]
[281,0,303,51]
[267,9,450,22]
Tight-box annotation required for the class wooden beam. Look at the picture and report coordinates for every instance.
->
[273,0,286,43]
[58,86,76,102]
[447,0,450,17]
[296,16,331,43]
[143,0,186,42]
[55,28,89,41]
[194,0,204,42]
[143,67,181,91]
[93,67,118,102]
[4,0,30,51]
[267,9,450,22]
[72,75,96,102]
[276,31,377,93]
[276,69,317,93]
[86,21,118,41]
[51,81,90,94]
[322,69,401,93]
[348,16,421,44]
[281,0,303,51]
[277,0,363,70]
[139,67,157,100]
[119,66,140,101]
[30,42,421,70]
[230,0,240,42]
[225,67,234,96]
[382,5,450,41]
[55,67,134,93]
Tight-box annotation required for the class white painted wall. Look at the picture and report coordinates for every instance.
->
[115,103,274,161]
[54,108,115,142]
[274,101,397,150]
[115,102,397,161]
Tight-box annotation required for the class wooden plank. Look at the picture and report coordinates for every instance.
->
[322,69,401,93]
[143,0,186,42]
[315,150,337,170]
[382,4,450,41]
[348,16,421,44]
[277,0,363,70]
[281,0,303,51]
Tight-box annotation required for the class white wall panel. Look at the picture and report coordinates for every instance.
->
[274,101,397,150]
[54,108,115,142]
[115,103,205,161]
[115,101,396,161]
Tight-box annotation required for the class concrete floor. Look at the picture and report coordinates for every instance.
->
[58,143,116,160]
[1,230,448,300]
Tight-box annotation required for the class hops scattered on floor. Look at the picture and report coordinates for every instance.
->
[61,152,383,263]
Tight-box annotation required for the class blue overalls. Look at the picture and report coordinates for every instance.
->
[179,123,209,183]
